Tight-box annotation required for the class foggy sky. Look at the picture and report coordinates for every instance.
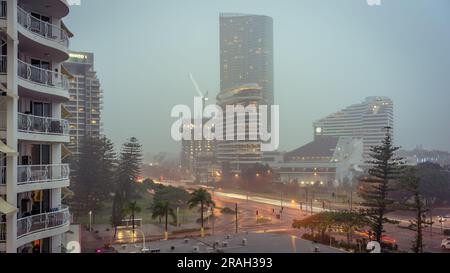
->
[65,0,450,162]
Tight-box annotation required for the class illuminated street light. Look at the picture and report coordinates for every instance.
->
[88,211,92,232]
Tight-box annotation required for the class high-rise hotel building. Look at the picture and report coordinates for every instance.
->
[0,0,73,253]
[313,97,394,159]
[217,13,274,173]
[220,13,274,105]
[63,51,102,155]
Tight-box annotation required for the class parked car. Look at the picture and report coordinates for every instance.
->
[95,244,118,253]
[441,238,450,250]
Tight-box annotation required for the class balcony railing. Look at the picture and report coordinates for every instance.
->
[18,113,69,136]
[17,205,70,238]
[0,55,6,74]
[17,6,69,47]
[0,110,6,130]
[0,222,5,242]
[17,164,70,186]
[18,60,69,91]
[0,166,5,185]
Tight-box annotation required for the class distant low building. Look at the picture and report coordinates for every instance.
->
[398,148,450,167]
[262,151,285,166]
[272,136,364,187]
[180,118,218,183]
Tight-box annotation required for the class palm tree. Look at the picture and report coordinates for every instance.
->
[125,201,141,235]
[187,188,215,237]
[151,200,175,240]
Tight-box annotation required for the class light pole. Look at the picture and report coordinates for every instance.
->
[211,206,215,235]
[88,211,92,232]
[247,178,249,202]
[349,189,353,211]
[280,190,283,210]
[133,228,148,253]
[176,207,180,227]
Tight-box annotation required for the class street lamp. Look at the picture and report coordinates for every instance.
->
[88,211,92,232]
[133,228,148,253]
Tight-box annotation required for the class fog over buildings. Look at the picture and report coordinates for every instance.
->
[64,0,450,161]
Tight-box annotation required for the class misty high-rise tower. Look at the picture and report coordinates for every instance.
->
[220,13,274,105]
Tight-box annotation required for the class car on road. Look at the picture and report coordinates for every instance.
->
[441,238,450,250]
[355,231,398,250]
[95,244,118,253]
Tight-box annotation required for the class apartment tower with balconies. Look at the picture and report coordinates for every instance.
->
[63,51,103,155]
[0,0,72,253]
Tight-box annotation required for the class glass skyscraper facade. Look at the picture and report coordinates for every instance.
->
[219,13,274,105]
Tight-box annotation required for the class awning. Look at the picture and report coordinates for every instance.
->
[61,65,75,80]
[62,144,72,160]
[0,197,17,215]
[61,104,71,119]
[61,21,74,38]
[0,140,18,156]
[0,83,18,99]
[62,187,75,200]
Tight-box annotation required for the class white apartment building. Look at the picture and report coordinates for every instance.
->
[313,97,394,159]
[0,0,72,253]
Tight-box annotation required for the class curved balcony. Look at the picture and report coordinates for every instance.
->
[17,164,70,192]
[17,205,70,245]
[18,60,69,96]
[17,113,70,143]
[18,113,69,135]
[17,6,69,47]
[20,0,70,19]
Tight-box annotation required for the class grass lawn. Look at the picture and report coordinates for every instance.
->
[75,183,199,226]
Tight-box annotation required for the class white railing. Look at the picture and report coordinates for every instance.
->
[0,110,6,130]
[18,60,69,91]
[0,166,5,185]
[17,6,69,47]
[0,222,5,242]
[17,205,70,238]
[18,113,69,136]
[0,55,6,74]
[17,164,70,185]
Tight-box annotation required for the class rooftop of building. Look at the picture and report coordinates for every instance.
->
[220,13,272,19]
[284,136,339,160]
[113,232,346,253]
